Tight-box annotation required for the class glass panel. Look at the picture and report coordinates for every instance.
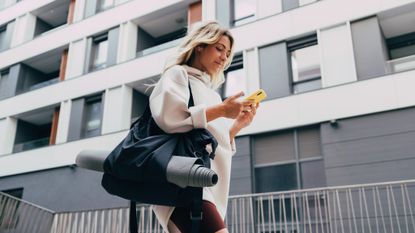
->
[298,126,321,159]
[233,0,256,26]
[99,0,114,11]
[291,44,321,82]
[224,68,246,98]
[254,131,295,166]
[390,44,415,60]
[255,164,298,192]
[300,160,326,189]
[83,100,102,138]
[92,40,108,70]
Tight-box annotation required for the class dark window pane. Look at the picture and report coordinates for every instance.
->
[1,188,23,199]
[254,131,295,166]
[255,164,298,193]
[300,159,326,189]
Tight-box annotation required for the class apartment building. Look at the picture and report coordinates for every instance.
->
[1,0,415,215]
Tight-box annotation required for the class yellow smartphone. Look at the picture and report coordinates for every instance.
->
[245,89,267,104]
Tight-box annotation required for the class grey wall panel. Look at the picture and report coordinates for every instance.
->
[67,98,85,142]
[324,131,415,168]
[321,107,415,186]
[282,0,299,12]
[326,158,415,185]
[0,166,127,212]
[351,16,388,80]
[259,42,291,99]
[136,27,155,52]
[229,136,252,195]
[216,0,231,28]
[106,27,119,67]
[321,107,415,144]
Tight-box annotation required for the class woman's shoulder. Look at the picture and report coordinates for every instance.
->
[162,65,188,86]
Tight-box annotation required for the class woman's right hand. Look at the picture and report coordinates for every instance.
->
[206,91,254,122]
[221,91,253,119]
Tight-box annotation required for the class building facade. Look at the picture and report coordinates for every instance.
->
[1,0,415,214]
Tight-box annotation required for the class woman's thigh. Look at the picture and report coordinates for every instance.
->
[170,200,226,233]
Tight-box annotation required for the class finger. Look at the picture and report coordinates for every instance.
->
[230,91,244,100]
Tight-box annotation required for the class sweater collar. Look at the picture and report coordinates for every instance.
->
[182,65,212,87]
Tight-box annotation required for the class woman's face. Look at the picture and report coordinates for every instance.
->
[197,35,231,76]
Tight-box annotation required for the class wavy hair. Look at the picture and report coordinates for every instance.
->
[164,21,235,89]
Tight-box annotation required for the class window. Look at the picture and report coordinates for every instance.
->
[90,34,108,71]
[253,125,325,193]
[0,25,7,51]
[222,54,246,99]
[97,0,115,12]
[386,31,415,73]
[232,0,256,26]
[82,96,102,138]
[288,35,322,94]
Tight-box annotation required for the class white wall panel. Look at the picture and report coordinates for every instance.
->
[55,100,72,144]
[72,0,86,22]
[0,117,17,156]
[10,13,36,47]
[257,0,282,18]
[202,0,216,21]
[101,85,132,134]
[117,21,138,63]
[319,23,357,88]
[65,39,87,79]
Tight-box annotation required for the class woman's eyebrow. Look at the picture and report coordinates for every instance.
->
[217,43,231,53]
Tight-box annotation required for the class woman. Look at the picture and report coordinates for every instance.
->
[150,21,258,233]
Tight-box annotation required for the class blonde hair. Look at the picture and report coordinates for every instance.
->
[164,21,235,89]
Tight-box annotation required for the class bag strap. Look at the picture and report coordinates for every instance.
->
[190,187,203,233]
[129,201,138,233]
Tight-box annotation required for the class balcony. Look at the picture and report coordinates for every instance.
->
[2,179,414,233]
[386,54,415,74]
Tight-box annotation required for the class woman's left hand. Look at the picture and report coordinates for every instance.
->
[230,102,259,139]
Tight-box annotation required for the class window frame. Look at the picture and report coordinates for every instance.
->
[89,34,109,71]
[287,34,322,94]
[253,125,324,193]
[81,95,103,139]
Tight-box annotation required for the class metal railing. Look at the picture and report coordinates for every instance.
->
[225,179,415,233]
[1,179,414,233]
[0,192,55,233]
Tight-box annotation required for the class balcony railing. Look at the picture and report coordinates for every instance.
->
[0,192,55,233]
[13,137,50,153]
[1,179,414,233]
[386,54,415,74]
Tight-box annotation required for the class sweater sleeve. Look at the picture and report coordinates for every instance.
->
[149,65,208,133]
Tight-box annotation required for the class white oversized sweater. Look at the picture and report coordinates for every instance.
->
[149,65,236,232]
